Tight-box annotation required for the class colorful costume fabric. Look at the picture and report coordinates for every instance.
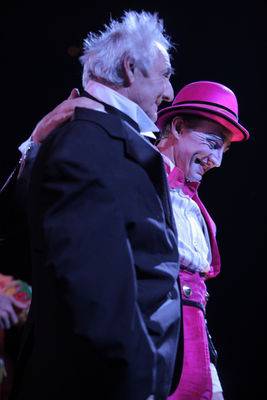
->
[0,274,31,399]
[165,162,222,400]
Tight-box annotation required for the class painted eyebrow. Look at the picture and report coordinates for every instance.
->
[206,133,225,145]
[206,135,231,152]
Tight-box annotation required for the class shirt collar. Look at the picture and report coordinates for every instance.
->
[85,80,158,138]
[162,154,200,196]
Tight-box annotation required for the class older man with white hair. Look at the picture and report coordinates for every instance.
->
[10,11,182,400]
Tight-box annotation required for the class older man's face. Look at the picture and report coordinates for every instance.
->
[173,119,232,182]
[128,46,174,121]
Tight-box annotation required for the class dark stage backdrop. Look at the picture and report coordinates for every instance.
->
[0,1,265,398]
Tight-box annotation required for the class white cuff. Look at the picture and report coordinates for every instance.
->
[18,137,32,156]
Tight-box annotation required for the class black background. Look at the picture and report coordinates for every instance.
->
[0,1,265,398]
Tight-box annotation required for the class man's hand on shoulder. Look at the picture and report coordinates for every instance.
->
[31,88,105,144]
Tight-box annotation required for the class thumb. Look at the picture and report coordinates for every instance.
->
[68,88,80,99]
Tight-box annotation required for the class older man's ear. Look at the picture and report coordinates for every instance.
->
[121,56,136,86]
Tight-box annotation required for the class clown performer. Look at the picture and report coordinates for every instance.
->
[156,81,250,400]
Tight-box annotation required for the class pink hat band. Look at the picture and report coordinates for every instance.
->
[156,81,250,142]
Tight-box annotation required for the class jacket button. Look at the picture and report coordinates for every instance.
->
[182,285,192,297]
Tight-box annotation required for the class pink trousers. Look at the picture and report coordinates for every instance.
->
[168,271,212,400]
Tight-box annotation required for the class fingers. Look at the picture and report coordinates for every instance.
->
[31,94,105,144]
[10,296,28,309]
[68,88,80,99]
[71,97,105,112]
[0,310,11,329]
[0,296,19,329]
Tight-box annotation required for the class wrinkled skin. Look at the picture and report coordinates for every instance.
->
[120,45,174,122]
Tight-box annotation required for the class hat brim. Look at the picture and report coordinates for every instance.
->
[156,104,250,142]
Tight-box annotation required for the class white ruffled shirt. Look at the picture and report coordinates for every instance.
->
[163,155,223,394]
[163,155,212,273]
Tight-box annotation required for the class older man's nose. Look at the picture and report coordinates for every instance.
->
[163,80,174,102]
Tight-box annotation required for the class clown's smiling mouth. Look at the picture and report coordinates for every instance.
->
[195,157,209,173]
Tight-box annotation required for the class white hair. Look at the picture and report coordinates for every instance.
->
[80,10,173,88]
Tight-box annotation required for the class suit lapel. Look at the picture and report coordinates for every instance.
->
[74,108,176,231]
[123,124,176,231]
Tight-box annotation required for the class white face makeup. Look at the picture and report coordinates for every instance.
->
[172,119,231,182]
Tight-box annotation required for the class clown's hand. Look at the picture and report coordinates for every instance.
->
[31,88,105,143]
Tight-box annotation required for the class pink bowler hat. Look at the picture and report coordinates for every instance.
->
[157,81,250,142]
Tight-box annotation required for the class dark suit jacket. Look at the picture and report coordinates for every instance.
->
[12,108,182,400]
